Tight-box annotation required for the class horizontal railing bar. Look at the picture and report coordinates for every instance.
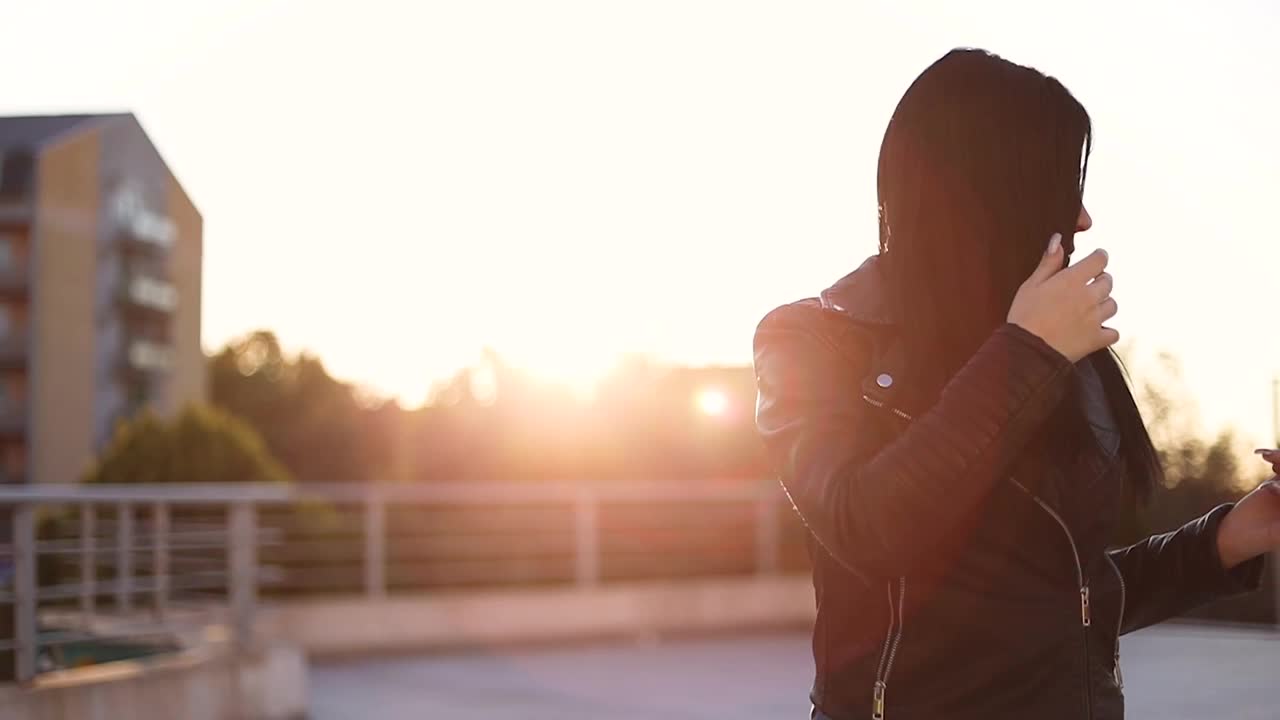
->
[0,571,247,602]
[47,522,245,533]
[0,484,298,504]
[0,480,779,505]
[10,539,280,556]
[21,527,284,545]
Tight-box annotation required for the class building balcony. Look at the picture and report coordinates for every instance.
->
[122,274,177,313]
[110,186,175,251]
[123,338,173,374]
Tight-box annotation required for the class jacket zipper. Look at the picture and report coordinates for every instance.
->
[862,394,1105,715]
[1104,552,1126,690]
[860,395,911,720]
[872,577,907,720]
[1011,479,1093,719]
[861,394,913,421]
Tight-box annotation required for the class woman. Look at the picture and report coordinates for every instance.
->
[753,48,1280,720]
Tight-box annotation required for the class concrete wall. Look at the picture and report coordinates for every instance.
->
[263,576,815,656]
[0,643,306,720]
[29,128,99,484]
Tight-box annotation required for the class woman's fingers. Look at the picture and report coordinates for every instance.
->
[1096,297,1118,322]
[1256,449,1280,473]
[1061,248,1110,285]
[1089,272,1113,302]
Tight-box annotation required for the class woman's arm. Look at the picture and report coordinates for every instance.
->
[753,304,1074,579]
[1109,503,1266,635]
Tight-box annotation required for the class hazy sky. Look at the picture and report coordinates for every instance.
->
[2,1,1277,445]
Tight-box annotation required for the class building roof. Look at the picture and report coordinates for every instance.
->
[0,113,198,216]
[0,113,132,152]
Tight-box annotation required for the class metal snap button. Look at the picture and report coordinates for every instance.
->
[876,373,893,389]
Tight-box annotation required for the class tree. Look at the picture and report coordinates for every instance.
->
[209,331,396,482]
[84,404,290,484]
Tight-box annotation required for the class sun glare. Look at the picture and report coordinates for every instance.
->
[696,388,729,417]
[505,345,615,398]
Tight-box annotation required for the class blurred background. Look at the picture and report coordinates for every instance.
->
[0,1,1277,719]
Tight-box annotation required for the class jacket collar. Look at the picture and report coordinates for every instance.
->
[817,255,918,413]
[819,254,896,326]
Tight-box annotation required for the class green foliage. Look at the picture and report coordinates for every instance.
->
[209,331,396,482]
[83,404,290,484]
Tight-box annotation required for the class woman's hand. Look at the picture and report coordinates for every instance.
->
[1215,453,1280,569]
[1257,448,1280,475]
[1007,233,1119,362]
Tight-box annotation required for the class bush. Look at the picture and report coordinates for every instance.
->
[83,404,290,485]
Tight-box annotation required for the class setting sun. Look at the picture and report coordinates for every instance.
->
[695,388,729,417]
[503,344,617,398]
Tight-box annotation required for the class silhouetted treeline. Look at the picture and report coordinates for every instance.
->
[210,333,766,484]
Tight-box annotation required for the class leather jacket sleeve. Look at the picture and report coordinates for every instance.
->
[753,304,1074,579]
[1109,503,1265,634]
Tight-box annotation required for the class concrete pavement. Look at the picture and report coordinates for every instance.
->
[311,624,1280,719]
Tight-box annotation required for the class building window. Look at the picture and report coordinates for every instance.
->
[0,151,34,200]
[0,234,13,269]
[0,441,26,484]
[0,304,11,339]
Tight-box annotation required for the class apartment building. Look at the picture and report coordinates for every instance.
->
[0,113,203,483]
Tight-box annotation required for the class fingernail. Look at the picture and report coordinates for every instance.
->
[1047,233,1062,255]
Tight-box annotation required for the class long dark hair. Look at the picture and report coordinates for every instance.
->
[878,48,1161,499]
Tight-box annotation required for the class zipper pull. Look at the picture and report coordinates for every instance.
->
[872,680,886,720]
[1114,652,1124,689]
[1080,586,1091,627]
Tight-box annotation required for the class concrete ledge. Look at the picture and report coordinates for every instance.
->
[263,575,816,656]
[0,642,307,720]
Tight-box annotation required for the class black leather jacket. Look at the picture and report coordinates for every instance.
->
[753,256,1264,720]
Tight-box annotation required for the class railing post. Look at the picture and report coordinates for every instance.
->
[755,485,781,575]
[115,503,133,613]
[227,502,257,651]
[364,496,386,599]
[574,489,599,586]
[79,502,95,619]
[13,503,36,682]
[152,502,169,620]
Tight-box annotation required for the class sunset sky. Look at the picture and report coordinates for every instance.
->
[3,1,1277,446]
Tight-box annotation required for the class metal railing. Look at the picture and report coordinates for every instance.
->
[0,480,800,683]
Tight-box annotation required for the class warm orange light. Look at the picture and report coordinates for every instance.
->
[504,345,614,399]
[696,388,729,416]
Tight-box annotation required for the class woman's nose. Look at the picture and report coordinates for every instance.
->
[1077,205,1093,233]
